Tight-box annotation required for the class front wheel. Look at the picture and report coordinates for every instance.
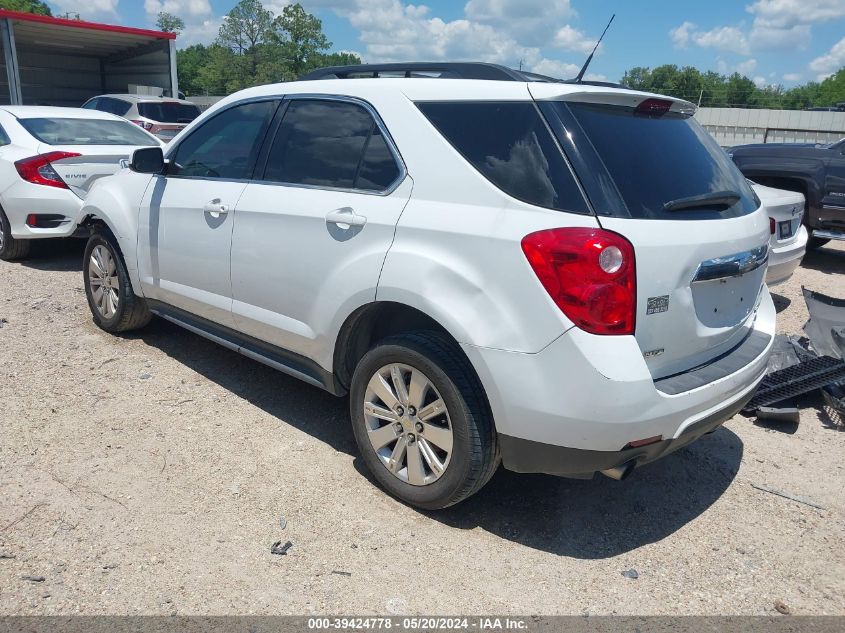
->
[83,231,151,333]
[349,331,499,510]
[806,236,830,250]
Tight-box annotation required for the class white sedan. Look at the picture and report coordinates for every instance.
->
[0,106,161,261]
[751,182,809,286]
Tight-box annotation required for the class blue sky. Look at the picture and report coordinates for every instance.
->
[46,0,845,87]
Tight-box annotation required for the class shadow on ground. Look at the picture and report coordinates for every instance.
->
[801,244,845,277]
[17,237,85,272]
[136,316,744,559]
[771,292,791,313]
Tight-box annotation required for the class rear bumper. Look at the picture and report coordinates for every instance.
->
[499,388,752,478]
[462,289,775,477]
[766,226,807,286]
[1,181,82,239]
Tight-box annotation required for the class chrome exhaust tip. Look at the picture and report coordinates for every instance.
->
[600,460,635,481]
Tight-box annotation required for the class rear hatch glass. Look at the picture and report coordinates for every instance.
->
[138,102,201,123]
[539,96,770,379]
[558,101,759,220]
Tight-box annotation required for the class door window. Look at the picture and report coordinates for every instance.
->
[168,100,276,180]
[262,99,401,192]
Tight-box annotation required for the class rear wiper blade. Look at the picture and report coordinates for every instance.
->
[663,190,741,212]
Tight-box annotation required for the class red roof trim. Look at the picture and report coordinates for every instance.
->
[0,9,177,40]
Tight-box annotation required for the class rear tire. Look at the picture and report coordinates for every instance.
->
[349,331,499,510]
[0,207,31,261]
[83,230,151,333]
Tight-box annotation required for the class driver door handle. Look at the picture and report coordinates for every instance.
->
[203,199,228,218]
[325,207,367,228]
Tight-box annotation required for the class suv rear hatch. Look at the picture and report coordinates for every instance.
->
[532,86,770,379]
[137,101,201,140]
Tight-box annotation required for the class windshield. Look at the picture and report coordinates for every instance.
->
[19,118,159,146]
[556,102,759,220]
[138,102,201,123]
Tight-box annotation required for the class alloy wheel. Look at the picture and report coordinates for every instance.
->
[363,363,453,486]
[88,244,120,319]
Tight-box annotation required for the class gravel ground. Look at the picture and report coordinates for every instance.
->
[1,239,843,616]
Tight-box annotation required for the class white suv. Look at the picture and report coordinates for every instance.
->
[77,63,775,509]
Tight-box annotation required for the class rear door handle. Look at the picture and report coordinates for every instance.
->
[326,207,367,228]
[203,199,228,218]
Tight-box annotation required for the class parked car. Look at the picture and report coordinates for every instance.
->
[0,106,161,261]
[750,182,808,286]
[81,95,201,143]
[77,63,775,509]
[729,137,845,249]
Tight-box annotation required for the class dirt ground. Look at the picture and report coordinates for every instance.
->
[1,239,843,616]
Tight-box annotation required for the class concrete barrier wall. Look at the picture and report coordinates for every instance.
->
[696,107,845,146]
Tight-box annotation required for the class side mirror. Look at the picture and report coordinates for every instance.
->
[130,147,165,174]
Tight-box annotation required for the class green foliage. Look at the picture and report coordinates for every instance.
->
[0,0,51,15]
[178,1,359,96]
[620,63,845,110]
[156,11,185,35]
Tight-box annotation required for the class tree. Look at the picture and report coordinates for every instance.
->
[269,3,331,78]
[0,0,52,15]
[217,0,273,55]
[177,44,211,95]
[156,11,185,35]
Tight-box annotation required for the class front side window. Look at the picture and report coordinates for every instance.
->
[18,118,159,146]
[263,99,401,191]
[416,101,589,214]
[169,101,276,180]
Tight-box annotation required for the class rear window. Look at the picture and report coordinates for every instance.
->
[138,102,201,123]
[19,118,158,146]
[417,102,589,214]
[557,102,758,220]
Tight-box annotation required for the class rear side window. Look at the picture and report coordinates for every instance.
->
[99,98,131,116]
[0,125,10,146]
[18,118,158,146]
[417,101,589,214]
[169,100,276,179]
[138,102,201,123]
[558,102,758,219]
[263,99,401,191]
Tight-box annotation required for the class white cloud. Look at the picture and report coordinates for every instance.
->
[736,58,757,74]
[144,0,212,18]
[782,72,802,81]
[51,0,118,17]
[552,25,595,54]
[309,0,586,79]
[669,21,695,48]
[692,25,750,55]
[752,75,767,87]
[808,35,845,76]
[177,17,223,46]
[464,0,575,45]
[745,0,845,28]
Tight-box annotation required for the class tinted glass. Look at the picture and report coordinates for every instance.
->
[101,98,131,116]
[19,118,158,146]
[138,102,201,123]
[169,101,275,179]
[560,102,758,219]
[81,98,99,110]
[417,101,588,213]
[264,100,398,190]
[357,127,400,191]
[0,125,10,146]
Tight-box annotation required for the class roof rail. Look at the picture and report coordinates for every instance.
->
[299,62,562,83]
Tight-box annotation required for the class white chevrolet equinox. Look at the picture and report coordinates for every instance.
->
[78,63,775,509]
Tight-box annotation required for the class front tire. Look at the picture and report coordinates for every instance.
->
[83,231,151,333]
[349,331,499,510]
[0,207,31,261]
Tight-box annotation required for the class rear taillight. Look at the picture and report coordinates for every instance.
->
[14,151,81,189]
[521,228,636,335]
[769,217,776,235]
[131,119,154,130]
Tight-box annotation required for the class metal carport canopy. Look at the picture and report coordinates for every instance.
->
[0,9,177,107]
